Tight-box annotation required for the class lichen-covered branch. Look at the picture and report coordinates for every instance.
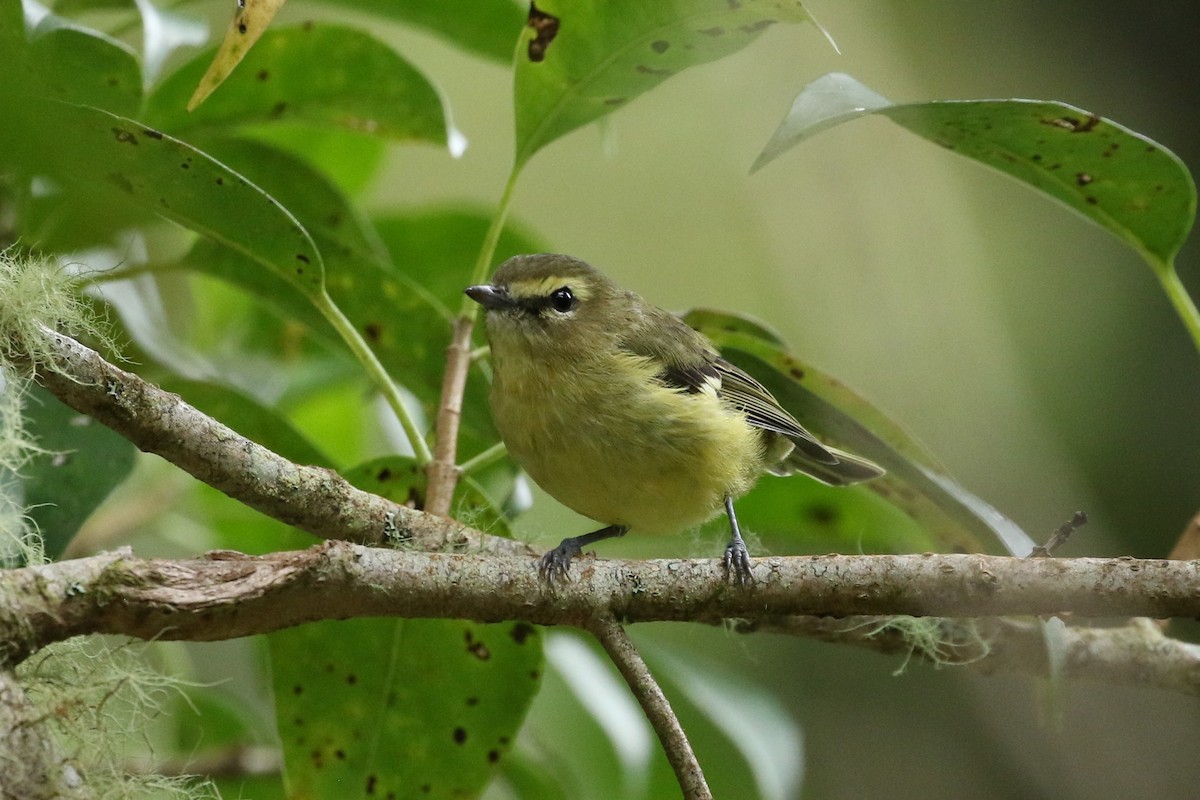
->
[0,670,93,799]
[742,616,1200,693]
[2,543,1198,683]
[32,327,529,558]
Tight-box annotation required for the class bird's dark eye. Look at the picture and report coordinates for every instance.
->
[549,287,575,313]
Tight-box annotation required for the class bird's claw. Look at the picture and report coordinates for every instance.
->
[539,541,582,583]
[723,538,754,585]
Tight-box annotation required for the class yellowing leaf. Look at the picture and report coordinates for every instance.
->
[187,0,287,111]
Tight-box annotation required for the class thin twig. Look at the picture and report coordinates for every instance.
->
[586,619,711,800]
[425,316,475,516]
[1029,511,1088,557]
[738,616,1200,693]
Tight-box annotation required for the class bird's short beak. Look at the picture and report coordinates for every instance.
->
[465,284,515,311]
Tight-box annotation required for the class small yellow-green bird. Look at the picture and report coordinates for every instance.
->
[466,254,883,582]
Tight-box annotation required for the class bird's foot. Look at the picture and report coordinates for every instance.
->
[723,537,754,585]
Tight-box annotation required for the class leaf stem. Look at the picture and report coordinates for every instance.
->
[311,289,432,465]
[1155,262,1200,354]
[458,441,508,477]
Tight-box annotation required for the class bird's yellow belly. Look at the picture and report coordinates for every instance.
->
[491,360,764,533]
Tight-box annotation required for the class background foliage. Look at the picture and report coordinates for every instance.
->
[1,1,1198,798]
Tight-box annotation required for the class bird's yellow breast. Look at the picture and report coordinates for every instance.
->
[489,347,766,533]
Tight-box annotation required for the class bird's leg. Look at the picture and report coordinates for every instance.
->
[540,524,628,582]
[722,495,753,585]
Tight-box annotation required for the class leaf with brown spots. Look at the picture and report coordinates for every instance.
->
[755,73,1197,269]
[271,618,542,798]
[148,23,450,149]
[513,0,820,167]
[8,100,325,295]
[187,0,287,111]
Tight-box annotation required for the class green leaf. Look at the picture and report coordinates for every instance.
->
[6,100,325,296]
[754,72,1198,268]
[22,384,136,559]
[271,459,538,799]
[315,0,525,64]
[513,0,817,167]
[272,617,542,799]
[146,23,451,149]
[173,139,454,419]
[28,18,142,115]
[686,309,1035,556]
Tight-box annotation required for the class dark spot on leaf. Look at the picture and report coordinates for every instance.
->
[365,322,383,342]
[1048,163,1062,171]
[651,40,669,54]
[142,128,164,140]
[302,20,314,31]
[324,662,335,673]
[180,161,190,170]
[806,503,838,525]
[488,749,501,763]
[1031,153,1043,161]
[111,127,137,145]
[366,775,378,795]
[529,669,540,680]
[1076,172,1093,186]
[453,727,468,744]
[510,622,535,644]
[699,26,724,36]
[311,749,324,768]
[740,19,776,34]
[106,173,133,194]
[635,64,673,76]
[257,69,270,81]
[346,673,358,685]
[296,253,310,264]
[377,466,393,481]
[467,639,491,660]
[293,684,303,695]
[499,736,510,745]
[215,177,224,186]
[293,716,303,726]
[270,101,288,118]
[1085,196,1098,205]
[107,76,119,87]
[527,3,560,62]
[238,22,247,34]
[420,786,431,795]
[1042,114,1100,133]
[335,749,346,760]
[604,97,627,106]
[466,696,479,706]
[788,367,805,380]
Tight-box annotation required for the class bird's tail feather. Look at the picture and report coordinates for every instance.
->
[770,444,884,486]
